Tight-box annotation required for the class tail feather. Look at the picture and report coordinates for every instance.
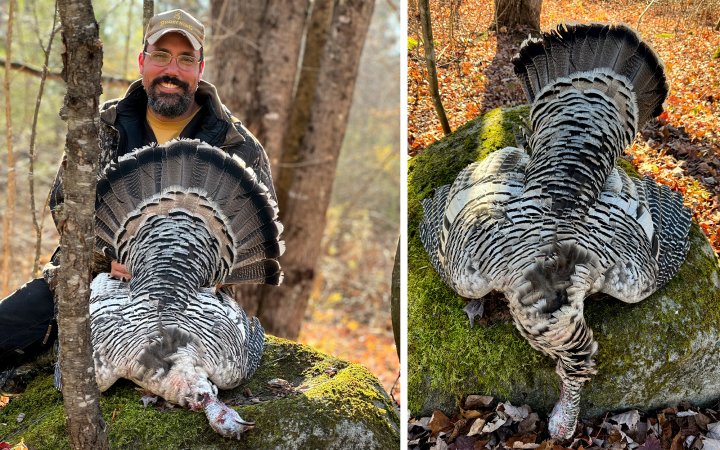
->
[419,184,452,283]
[95,139,284,286]
[226,260,284,285]
[635,176,691,288]
[229,200,280,241]
[513,23,667,127]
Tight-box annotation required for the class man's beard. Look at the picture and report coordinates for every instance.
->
[146,76,194,118]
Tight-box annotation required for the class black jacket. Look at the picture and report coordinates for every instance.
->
[47,79,274,275]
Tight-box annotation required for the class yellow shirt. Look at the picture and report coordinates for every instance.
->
[146,106,201,144]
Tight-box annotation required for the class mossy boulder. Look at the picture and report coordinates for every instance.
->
[0,336,399,449]
[408,106,720,419]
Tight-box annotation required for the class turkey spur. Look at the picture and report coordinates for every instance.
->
[420,23,691,439]
[89,139,283,439]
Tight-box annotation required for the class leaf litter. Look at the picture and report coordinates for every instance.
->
[409,397,720,450]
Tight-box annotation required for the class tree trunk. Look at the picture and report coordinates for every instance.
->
[143,0,153,31]
[251,0,375,339]
[391,239,401,359]
[418,0,451,135]
[208,0,311,174]
[231,0,334,317]
[494,0,542,31]
[56,1,108,448]
[2,0,17,295]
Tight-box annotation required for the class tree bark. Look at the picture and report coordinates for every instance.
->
[391,239,401,359]
[231,0,334,317]
[494,0,542,31]
[143,0,153,31]
[208,0,311,174]
[56,0,108,448]
[251,0,375,338]
[2,0,17,295]
[418,0,451,135]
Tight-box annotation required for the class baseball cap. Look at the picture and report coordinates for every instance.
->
[144,9,204,50]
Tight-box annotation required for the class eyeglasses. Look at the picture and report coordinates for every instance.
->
[143,51,201,70]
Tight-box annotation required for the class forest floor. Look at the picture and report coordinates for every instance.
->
[408,0,720,448]
[297,210,400,402]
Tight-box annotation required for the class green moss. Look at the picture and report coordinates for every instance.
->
[583,223,720,412]
[408,106,720,418]
[616,157,640,178]
[0,336,399,450]
[408,106,556,415]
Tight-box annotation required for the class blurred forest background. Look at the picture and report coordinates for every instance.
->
[0,0,400,397]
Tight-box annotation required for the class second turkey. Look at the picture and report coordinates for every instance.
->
[419,23,692,440]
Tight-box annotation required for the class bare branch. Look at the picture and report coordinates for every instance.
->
[0,58,132,88]
[2,0,18,295]
[637,0,660,31]
[418,0,452,134]
[29,2,60,277]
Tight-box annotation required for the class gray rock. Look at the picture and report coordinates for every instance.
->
[408,106,720,419]
[0,336,400,449]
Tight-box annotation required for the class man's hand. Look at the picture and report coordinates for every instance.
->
[110,261,132,281]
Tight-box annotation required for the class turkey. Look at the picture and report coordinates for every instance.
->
[88,139,283,439]
[419,23,691,439]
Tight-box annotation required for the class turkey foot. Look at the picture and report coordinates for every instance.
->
[548,381,581,440]
[463,299,485,327]
[201,393,255,439]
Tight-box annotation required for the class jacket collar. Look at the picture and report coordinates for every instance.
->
[99,79,244,147]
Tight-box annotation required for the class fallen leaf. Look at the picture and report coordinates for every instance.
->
[435,437,450,450]
[455,435,479,450]
[518,413,540,434]
[512,443,540,449]
[0,396,9,408]
[708,422,720,439]
[506,433,538,448]
[610,410,641,432]
[482,412,508,433]
[462,408,484,420]
[703,438,720,450]
[467,418,486,436]
[670,432,684,450]
[465,395,493,409]
[639,433,662,450]
[429,410,454,436]
[450,418,469,441]
[500,402,530,422]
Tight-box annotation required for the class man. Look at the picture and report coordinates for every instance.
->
[0,9,274,376]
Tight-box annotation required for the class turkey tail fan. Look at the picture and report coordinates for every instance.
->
[512,22,668,127]
[634,176,692,288]
[225,259,284,285]
[95,139,284,286]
